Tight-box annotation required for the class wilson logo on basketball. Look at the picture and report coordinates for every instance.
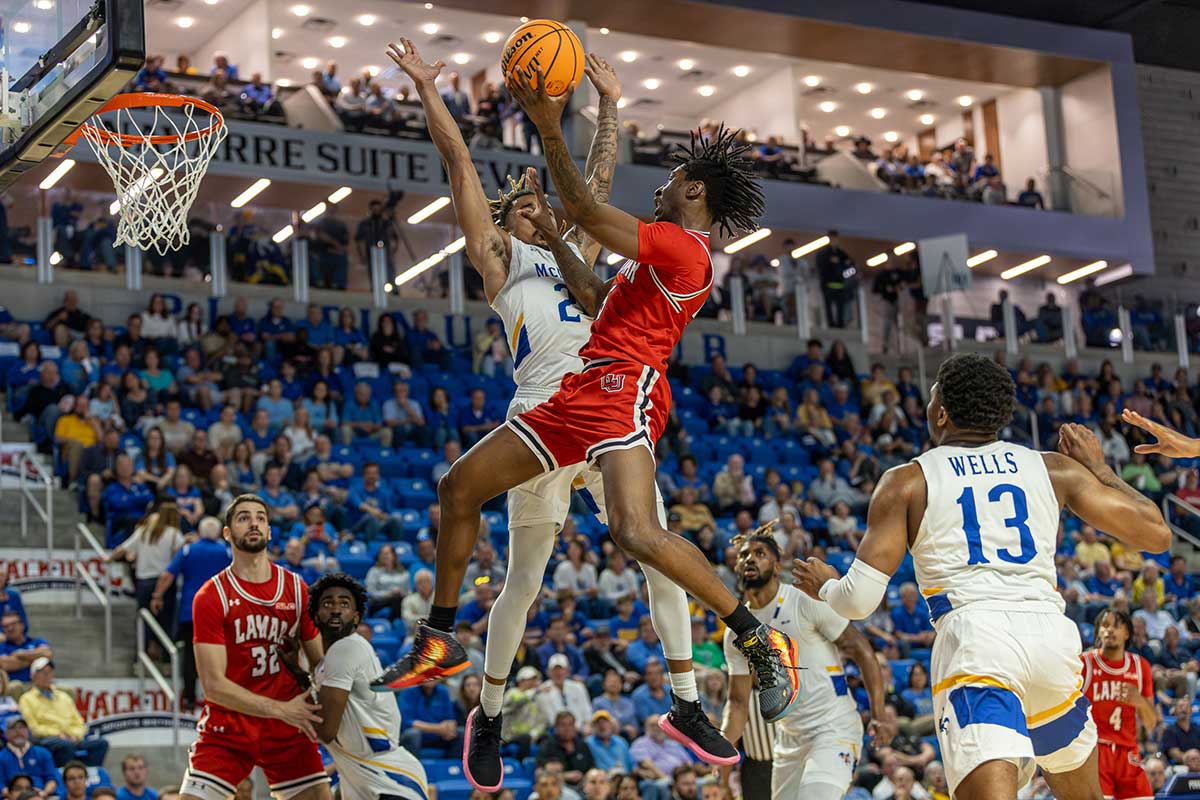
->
[600,374,625,393]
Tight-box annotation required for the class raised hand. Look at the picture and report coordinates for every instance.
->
[1057,422,1107,473]
[792,557,839,600]
[508,65,572,132]
[1122,408,1200,458]
[584,53,621,101]
[385,38,445,86]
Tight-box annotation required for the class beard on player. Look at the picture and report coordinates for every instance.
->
[229,526,268,553]
[317,609,356,642]
[736,559,774,591]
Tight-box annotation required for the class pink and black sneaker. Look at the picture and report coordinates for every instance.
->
[659,700,740,766]
[463,706,504,792]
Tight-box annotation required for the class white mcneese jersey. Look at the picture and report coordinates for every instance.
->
[491,237,593,390]
[912,440,1063,625]
[724,584,859,737]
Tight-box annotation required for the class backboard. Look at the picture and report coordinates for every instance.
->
[0,0,144,190]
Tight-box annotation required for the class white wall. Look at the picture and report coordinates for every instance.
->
[1061,68,1124,216]
[191,0,271,81]
[972,104,989,160]
[934,114,964,150]
[996,87,1048,202]
[701,65,798,144]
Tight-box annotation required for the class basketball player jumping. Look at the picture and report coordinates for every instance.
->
[1082,608,1159,800]
[373,55,802,755]
[794,353,1171,800]
[309,574,429,800]
[181,494,330,800]
[378,40,740,789]
[723,526,888,800]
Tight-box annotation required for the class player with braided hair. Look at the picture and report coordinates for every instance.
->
[308,573,427,800]
[795,353,1172,800]
[373,46,803,792]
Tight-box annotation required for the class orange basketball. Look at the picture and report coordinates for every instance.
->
[501,19,585,97]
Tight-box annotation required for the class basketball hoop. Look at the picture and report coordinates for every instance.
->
[62,93,227,256]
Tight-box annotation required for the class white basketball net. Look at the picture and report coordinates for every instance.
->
[79,98,227,256]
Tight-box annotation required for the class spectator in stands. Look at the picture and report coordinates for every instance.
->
[809,458,861,511]
[309,209,351,291]
[206,404,243,461]
[364,82,399,132]
[457,388,500,448]
[255,462,299,530]
[239,73,278,116]
[258,298,295,360]
[211,52,238,81]
[403,569,434,628]
[178,429,219,486]
[815,231,856,328]
[1166,555,1196,608]
[347,461,402,540]
[383,381,427,447]
[463,539,505,589]
[630,714,690,793]
[117,754,156,800]
[538,616,588,678]
[553,538,598,599]
[408,309,450,369]
[630,657,672,722]
[19,658,107,766]
[1017,178,1045,209]
[109,500,184,653]
[17,361,66,448]
[586,710,633,773]
[440,71,472,122]
[1135,586,1179,642]
[1143,757,1166,793]
[101,453,154,546]
[365,545,410,618]
[431,440,462,485]
[44,290,90,334]
[598,550,640,605]
[369,313,409,366]
[318,61,340,97]
[133,54,168,91]
[176,347,222,412]
[0,574,27,632]
[257,379,293,430]
[333,308,370,365]
[0,717,58,795]
[7,341,44,411]
[711,454,755,514]
[536,653,593,729]
[398,680,461,757]
[625,617,666,673]
[335,78,368,131]
[200,69,234,109]
[278,537,320,584]
[341,381,391,447]
[891,583,936,653]
[166,465,204,531]
[537,711,595,789]
[53,394,101,487]
[0,613,51,683]
[132,427,174,493]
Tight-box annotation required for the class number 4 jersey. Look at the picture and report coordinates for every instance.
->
[912,440,1064,624]
[1081,650,1152,748]
[490,238,593,391]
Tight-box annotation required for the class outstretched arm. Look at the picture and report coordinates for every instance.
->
[1045,423,1171,553]
[836,623,888,741]
[509,66,641,259]
[386,39,509,301]
[563,55,622,266]
[1122,409,1200,458]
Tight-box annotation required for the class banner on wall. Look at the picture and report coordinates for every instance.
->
[72,678,199,747]
[0,443,42,488]
[1,548,132,601]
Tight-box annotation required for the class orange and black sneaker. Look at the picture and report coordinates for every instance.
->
[734,623,803,722]
[370,623,470,692]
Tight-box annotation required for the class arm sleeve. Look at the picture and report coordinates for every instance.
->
[636,221,710,277]
[318,639,356,691]
[804,593,851,642]
[192,584,226,645]
[818,558,891,620]
[723,628,750,676]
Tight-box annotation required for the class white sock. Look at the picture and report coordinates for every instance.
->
[669,670,699,702]
[480,678,505,718]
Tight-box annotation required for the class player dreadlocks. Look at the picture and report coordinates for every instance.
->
[672,124,766,238]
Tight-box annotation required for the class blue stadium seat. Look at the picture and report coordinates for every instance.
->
[337,540,373,580]
[86,767,113,790]
[1078,623,1095,648]
[890,659,915,692]
[826,550,855,576]
[396,478,436,507]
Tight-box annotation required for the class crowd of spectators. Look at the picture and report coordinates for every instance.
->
[7,289,1200,799]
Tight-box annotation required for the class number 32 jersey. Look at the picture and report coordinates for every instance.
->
[912,440,1063,625]
[192,564,317,730]
[491,238,593,390]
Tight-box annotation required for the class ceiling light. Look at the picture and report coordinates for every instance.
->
[834,125,851,137]
[395,240,464,287]
[770,258,780,267]
[356,14,376,25]
[519,16,529,22]
[452,52,471,65]
[818,101,836,113]
[1057,260,1109,285]
[643,78,660,90]
[906,89,924,102]
[677,59,695,70]
[599,27,610,34]
[883,131,899,142]
[301,57,319,69]
[230,178,271,208]
[444,236,466,254]
[174,16,193,28]
[424,2,433,8]
[49,252,62,266]
[803,75,821,87]
[957,95,973,107]
[421,22,439,35]
[276,78,292,87]
[203,0,219,6]
[301,202,327,223]
[867,253,888,267]
[606,252,623,265]
[791,236,830,258]
[33,0,53,9]
[364,65,380,77]
[273,225,295,244]
[732,65,751,78]
[893,242,916,256]
[723,227,772,254]
[1000,254,1051,280]
[39,159,75,190]
[384,283,394,293]
[619,51,638,63]
[869,107,886,119]
[271,27,282,39]
[855,82,873,94]
[109,167,164,215]
[616,98,627,109]
[920,113,936,125]
[328,186,352,203]
[483,31,502,43]
[406,196,451,224]
[966,249,998,268]
[1095,263,1134,286]
[328,36,347,48]
[697,85,715,97]
[290,4,310,15]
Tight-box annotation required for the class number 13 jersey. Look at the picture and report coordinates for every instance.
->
[912,440,1063,625]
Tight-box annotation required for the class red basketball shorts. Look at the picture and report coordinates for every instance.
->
[182,709,328,800]
[509,360,669,471]
[1098,741,1153,800]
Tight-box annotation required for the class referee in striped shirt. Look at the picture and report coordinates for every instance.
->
[722,688,774,797]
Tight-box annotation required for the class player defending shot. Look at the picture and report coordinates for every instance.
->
[181,495,330,800]
[722,525,888,800]
[794,353,1172,800]
[377,40,737,787]
[373,58,802,743]
[309,574,429,800]
[1082,608,1159,800]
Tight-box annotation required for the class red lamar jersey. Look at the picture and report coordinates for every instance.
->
[193,564,317,712]
[581,221,712,372]
[1081,649,1153,748]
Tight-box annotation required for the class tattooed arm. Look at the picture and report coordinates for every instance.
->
[510,65,641,260]
[563,55,621,267]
